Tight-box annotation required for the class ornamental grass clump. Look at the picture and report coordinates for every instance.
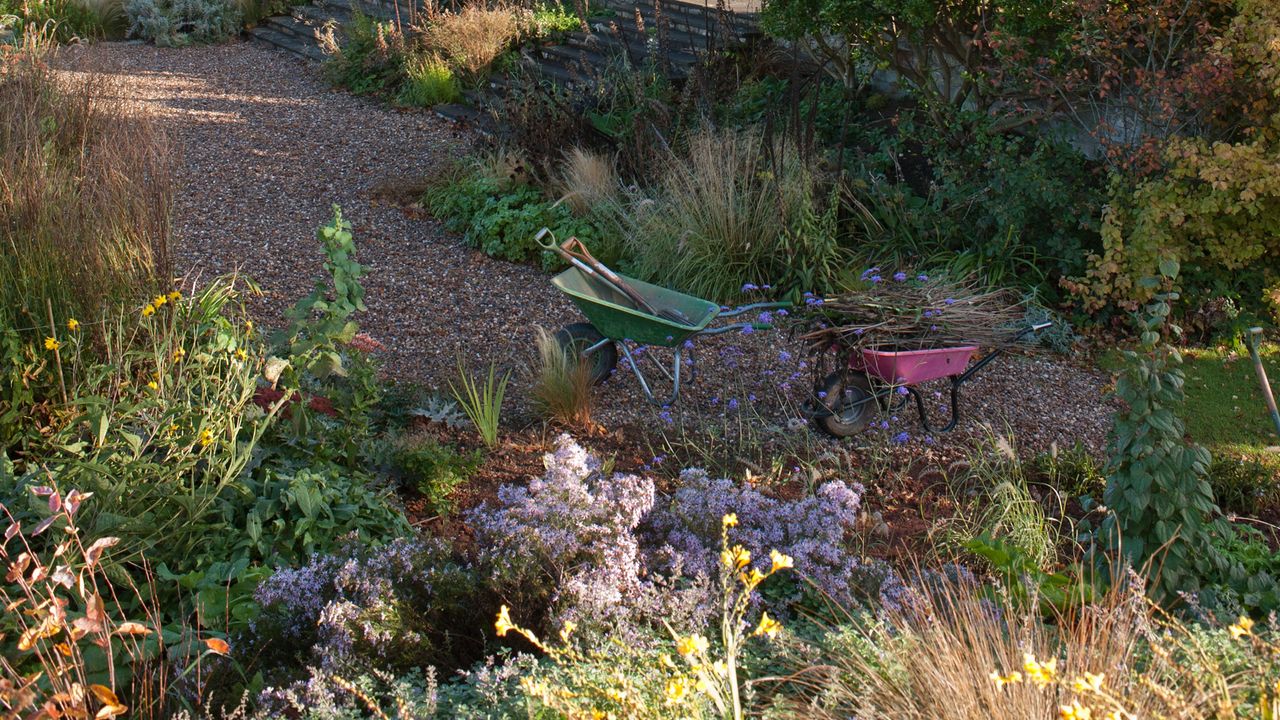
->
[801,272,1026,352]
[0,51,171,331]
[530,326,596,430]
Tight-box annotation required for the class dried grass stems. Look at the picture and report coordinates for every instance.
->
[795,573,1253,720]
[0,50,172,330]
[530,326,596,430]
[552,147,620,215]
[419,2,524,82]
[802,276,1027,352]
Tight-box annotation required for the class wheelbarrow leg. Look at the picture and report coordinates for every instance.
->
[618,343,684,407]
[906,378,963,434]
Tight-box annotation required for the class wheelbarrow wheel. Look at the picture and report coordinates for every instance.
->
[555,323,618,385]
[813,370,877,438]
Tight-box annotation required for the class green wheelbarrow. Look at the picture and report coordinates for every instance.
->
[538,230,789,406]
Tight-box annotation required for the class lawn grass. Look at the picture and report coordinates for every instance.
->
[1181,344,1280,456]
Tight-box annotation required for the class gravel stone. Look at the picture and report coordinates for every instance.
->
[56,40,1117,457]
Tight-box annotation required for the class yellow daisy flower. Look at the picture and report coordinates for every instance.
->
[44,337,61,351]
[66,318,80,332]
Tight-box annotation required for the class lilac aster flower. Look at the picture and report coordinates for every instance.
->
[870,275,883,284]
[917,274,928,282]
[892,431,910,444]
[757,311,773,324]
[893,272,907,282]
[742,283,759,292]
[944,298,955,305]
[741,325,754,334]
[728,398,739,410]
[779,350,792,362]
[896,386,909,396]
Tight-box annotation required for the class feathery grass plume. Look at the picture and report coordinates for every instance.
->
[530,326,596,429]
[552,147,619,215]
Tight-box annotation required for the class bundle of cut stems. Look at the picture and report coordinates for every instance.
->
[801,275,1026,353]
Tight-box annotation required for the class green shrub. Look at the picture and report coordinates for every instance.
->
[123,0,241,45]
[322,10,407,96]
[397,54,460,107]
[394,435,481,515]
[1097,287,1233,603]
[423,170,617,268]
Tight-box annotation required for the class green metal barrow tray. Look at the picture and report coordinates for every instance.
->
[550,266,790,406]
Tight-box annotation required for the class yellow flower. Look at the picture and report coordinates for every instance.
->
[244,320,254,333]
[1229,616,1254,639]
[44,337,61,351]
[168,291,181,302]
[234,348,248,361]
[494,605,516,637]
[664,677,689,704]
[141,304,156,318]
[559,621,576,643]
[173,348,186,361]
[1060,700,1093,720]
[147,380,159,391]
[752,611,782,639]
[66,318,80,332]
[720,544,751,570]
[722,513,738,527]
[198,429,213,447]
[769,549,794,573]
[675,634,708,658]
[1023,654,1057,688]
[152,294,167,308]
[741,568,767,588]
[990,670,1022,689]
[1073,672,1105,693]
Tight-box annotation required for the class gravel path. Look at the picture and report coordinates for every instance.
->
[57,40,1117,458]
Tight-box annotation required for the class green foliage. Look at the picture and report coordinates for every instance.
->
[1207,454,1280,518]
[450,357,508,449]
[528,2,578,36]
[324,10,407,96]
[235,463,410,564]
[394,436,482,516]
[965,535,1098,615]
[622,128,849,302]
[1200,526,1280,616]
[123,0,241,45]
[397,54,460,107]
[1032,442,1105,499]
[423,171,616,268]
[0,0,117,40]
[1065,0,1280,319]
[1097,288,1233,603]
[759,0,1067,109]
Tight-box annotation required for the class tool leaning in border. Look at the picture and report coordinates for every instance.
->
[1245,327,1280,450]
[536,228,791,406]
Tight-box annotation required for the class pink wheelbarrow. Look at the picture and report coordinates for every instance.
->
[806,322,1052,437]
